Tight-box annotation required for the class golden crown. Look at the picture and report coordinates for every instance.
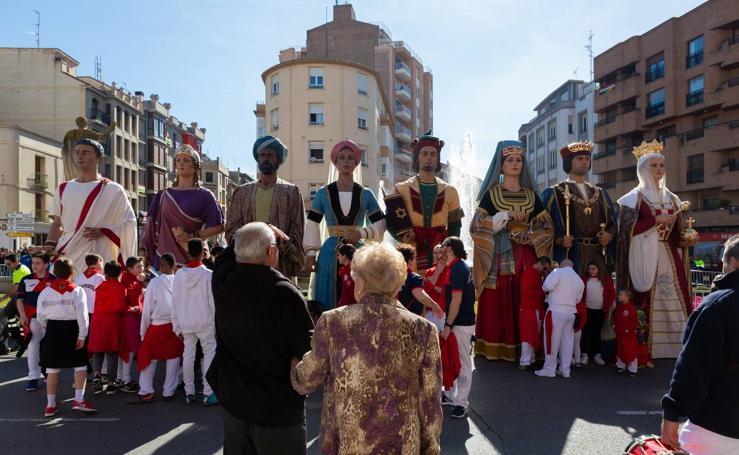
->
[632,139,664,160]
[502,146,523,157]
[566,141,594,153]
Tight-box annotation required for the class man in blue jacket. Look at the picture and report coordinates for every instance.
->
[661,234,739,453]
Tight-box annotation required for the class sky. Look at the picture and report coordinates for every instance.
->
[2,0,706,179]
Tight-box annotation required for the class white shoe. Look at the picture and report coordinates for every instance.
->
[556,370,571,378]
[580,353,589,365]
[534,369,556,378]
[593,354,605,366]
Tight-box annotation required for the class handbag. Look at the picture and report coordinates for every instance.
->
[600,317,616,341]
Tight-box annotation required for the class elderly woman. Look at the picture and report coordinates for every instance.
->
[291,243,442,455]
[616,140,697,359]
[143,144,224,268]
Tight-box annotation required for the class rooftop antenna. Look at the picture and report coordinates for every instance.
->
[28,10,40,48]
[95,55,103,81]
[585,30,594,81]
[573,66,579,79]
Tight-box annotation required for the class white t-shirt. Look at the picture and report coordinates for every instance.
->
[585,277,604,310]
[36,285,89,339]
[75,271,105,314]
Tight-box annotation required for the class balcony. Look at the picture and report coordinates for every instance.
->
[686,90,704,107]
[89,108,110,125]
[645,101,665,119]
[686,50,703,69]
[395,148,412,163]
[27,172,48,189]
[594,108,641,142]
[595,73,638,111]
[710,36,739,70]
[719,77,739,109]
[682,121,739,155]
[687,169,704,184]
[395,102,412,122]
[34,210,49,223]
[395,82,412,102]
[396,123,412,142]
[395,61,412,81]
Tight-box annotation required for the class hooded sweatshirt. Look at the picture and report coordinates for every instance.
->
[171,261,215,335]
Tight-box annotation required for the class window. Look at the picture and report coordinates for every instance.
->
[687,35,704,68]
[646,53,665,83]
[124,139,130,162]
[153,117,165,139]
[687,75,704,106]
[549,149,557,169]
[205,171,214,183]
[116,136,122,158]
[687,154,704,184]
[646,88,665,118]
[309,183,320,201]
[357,73,368,95]
[309,141,324,162]
[537,156,545,175]
[271,74,280,96]
[132,143,137,164]
[579,111,588,133]
[271,108,279,130]
[360,147,367,166]
[358,108,368,129]
[547,120,556,141]
[104,164,111,178]
[309,104,324,125]
[622,166,637,182]
[309,67,324,88]
[124,169,130,190]
[703,116,719,128]
[656,125,676,142]
[527,133,535,155]
[536,127,545,148]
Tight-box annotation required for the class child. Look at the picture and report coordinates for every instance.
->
[36,257,96,416]
[519,257,548,370]
[337,243,356,307]
[614,289,639,377]
[396,244,444,323]
[131,253,183,404]
[119,256,145,393]
[88,261,127,394]
[76,254,105,317]
[172,239,218,406]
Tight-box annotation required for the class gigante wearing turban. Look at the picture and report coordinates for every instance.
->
[225,136,306,279]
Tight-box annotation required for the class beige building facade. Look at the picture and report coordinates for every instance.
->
[0,126,64,248]
[257,59,394,206]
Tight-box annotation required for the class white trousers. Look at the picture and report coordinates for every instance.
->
[572,330,582,363]
[117,353,136,383]
[448,324,475,409]
[520,310,541,366]
[680,420,739,455]
[542,310,575,377]
[182,328,216,396]
[616,357,638,373]
[27,318,45,380]
[138,358,181,397]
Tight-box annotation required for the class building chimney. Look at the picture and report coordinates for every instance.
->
[150,94,159,102]
[333,3,355,21]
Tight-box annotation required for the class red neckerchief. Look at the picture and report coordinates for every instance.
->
[33,273,51,291]
[83,267,99,278]
[186,260,203,268]
[50,278,77,294]
[442,258,461,286]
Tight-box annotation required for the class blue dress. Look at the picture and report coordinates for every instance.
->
[306,182,384,310]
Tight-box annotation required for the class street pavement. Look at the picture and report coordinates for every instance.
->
[0,352,675,454]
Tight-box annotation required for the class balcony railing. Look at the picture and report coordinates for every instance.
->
[687,169,704,184]
[686,90,704,107]
[686,50,704,68]
[645,101,665,118]
[395,102,412,118]
[89,108,110,124]
[28,172,48,188]
[720,35,739,49]
[645,67,664,83]
[726,159,739,171]
[594,116,616,128]
[683,127,705,142]
[593,149,616,160]
[396,124,412,137]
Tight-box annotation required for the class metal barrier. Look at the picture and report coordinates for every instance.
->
[0,265,10,277]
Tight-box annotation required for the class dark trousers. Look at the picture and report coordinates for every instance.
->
[223,408,306,455]
[580,308,604,358]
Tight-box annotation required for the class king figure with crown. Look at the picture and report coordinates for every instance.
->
[540,141,618,276]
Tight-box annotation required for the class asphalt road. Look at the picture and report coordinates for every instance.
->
[0,352,675,454]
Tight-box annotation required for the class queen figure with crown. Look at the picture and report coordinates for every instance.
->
[616,140,698,360]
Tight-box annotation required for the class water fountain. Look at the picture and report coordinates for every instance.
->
[447,132,482,263]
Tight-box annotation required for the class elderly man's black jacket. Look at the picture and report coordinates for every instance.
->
[207,244,314,428]
[662,268,739,438]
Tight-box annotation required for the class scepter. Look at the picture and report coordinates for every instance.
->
[599,223,607,259]
[563,184,572,259]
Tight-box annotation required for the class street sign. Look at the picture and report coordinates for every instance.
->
[5,212,35,235]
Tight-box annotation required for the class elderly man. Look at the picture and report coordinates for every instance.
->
[207,222,313,454]
[661,234,739,453]
[225,136,306,279]
[535,259,584,379]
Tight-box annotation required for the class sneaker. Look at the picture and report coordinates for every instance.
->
[72,400,98,414]
[120,382,139,394]
[44,406,58,417]
[203,394,219,406]
[518,363,534,371]
[26,379,39,392]
[105,381,119,395]
[128,393,154,404]
[580,353,589,365]
[450,406,468,419]
[534,369,556,378]
[556,370,571,378]
[593,354,606,366]
[616,368,626,375]
[628,371,638,378]
[185,394,197,405]
[441,394,455,407]
[162,394,176,402]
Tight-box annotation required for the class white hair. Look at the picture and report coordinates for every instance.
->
[560,259,574,268]
[636,153,669,204]
[234,222,275,264]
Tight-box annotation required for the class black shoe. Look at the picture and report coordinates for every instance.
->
[616,368,626,375]
[441,394,455,407]
[628,371,637,378]
[450,406,468,419]
[120,382,139,394]
[519,363,534,371]
[92,378,104,395]
[161,394,176,402]
[128,393,154,404]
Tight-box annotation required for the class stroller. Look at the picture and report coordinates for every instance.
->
[0,296,24,355]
